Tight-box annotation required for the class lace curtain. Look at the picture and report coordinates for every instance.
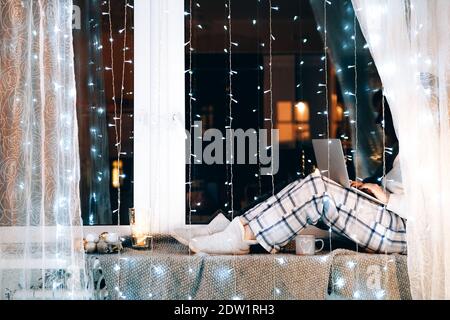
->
[352,0,450,299]
[0,0,87,299]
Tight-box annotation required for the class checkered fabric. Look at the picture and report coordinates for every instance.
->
[241,170,407,254]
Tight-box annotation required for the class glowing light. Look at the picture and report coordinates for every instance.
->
[295,101,309,114]
[335,277,345,289]
[152,265,165,276]
[216,266,233,281]
[375,290,385,300]
[347,261,356,269]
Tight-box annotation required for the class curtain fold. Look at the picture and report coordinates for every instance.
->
[352,0,450,299]
[0,0,87,299]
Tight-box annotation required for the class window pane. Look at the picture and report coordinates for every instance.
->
[185,0,330,224]
[277,101,293,122]
[278,123,296,144]
[73,0,134,225]
[185,0,386,225]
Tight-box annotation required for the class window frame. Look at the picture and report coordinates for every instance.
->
[76,0,187,233]
[0,1,186,244]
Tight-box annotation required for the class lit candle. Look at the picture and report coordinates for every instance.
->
[132,233,152,249]
[129,208,152,249]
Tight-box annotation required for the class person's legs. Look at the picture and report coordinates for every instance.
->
[244,170,331,253]
[246,171,407,254]
[190,170,407,255]
[190,170,326,254]
[240,177,304,224]
[319,178,407,254]
[189,174,312,254]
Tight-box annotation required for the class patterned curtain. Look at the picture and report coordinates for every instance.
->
[0,0,87,299]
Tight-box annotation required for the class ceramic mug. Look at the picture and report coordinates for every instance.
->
[295,235,325,255]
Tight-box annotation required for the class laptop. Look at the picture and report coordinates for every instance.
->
[312,139,386,205]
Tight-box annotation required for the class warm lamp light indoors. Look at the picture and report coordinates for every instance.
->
[336,104,344,122]
[112,160,123,189]
[295,101,310,122]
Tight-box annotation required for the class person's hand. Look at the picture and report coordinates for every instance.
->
[359,183,390,204]
[350,180,364,189]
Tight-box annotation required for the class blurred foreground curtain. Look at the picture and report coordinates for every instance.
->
[352,0,450,299]
[0,0,88,299]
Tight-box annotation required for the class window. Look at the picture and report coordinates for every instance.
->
[185,0,354,224]
[71,0,383,231]
[277,101,311,144]
[183,0,386,224]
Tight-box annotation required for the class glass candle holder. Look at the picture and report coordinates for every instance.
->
[129,208,153,250]
[131,234,153,250]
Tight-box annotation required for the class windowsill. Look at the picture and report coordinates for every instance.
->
[0,225,131,244]
[87,235,411,300]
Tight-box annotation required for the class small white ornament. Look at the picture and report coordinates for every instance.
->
[85,242,97,253]
[105,233,119,244]
[97,240,109,254]
[85,233,99,243]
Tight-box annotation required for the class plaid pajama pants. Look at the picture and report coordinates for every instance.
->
[241,170,407,254]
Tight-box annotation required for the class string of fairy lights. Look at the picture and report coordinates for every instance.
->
[381,86,389,300]
[268,1,275,194]
[224,0,234,216]
[323,0,334,261]
[187,0,194,300]
[268,0,276,300]
[255,0,263,199]
[297,0,306,180]
[188,0,193,238]
[103,0,134,299]
[352,3,361,296]
[225,0,240,300]
[227,0,235,224]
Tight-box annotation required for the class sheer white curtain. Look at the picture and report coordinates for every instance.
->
[0,0,87,299]
[352,0,450,299]
[134,0,186,234]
